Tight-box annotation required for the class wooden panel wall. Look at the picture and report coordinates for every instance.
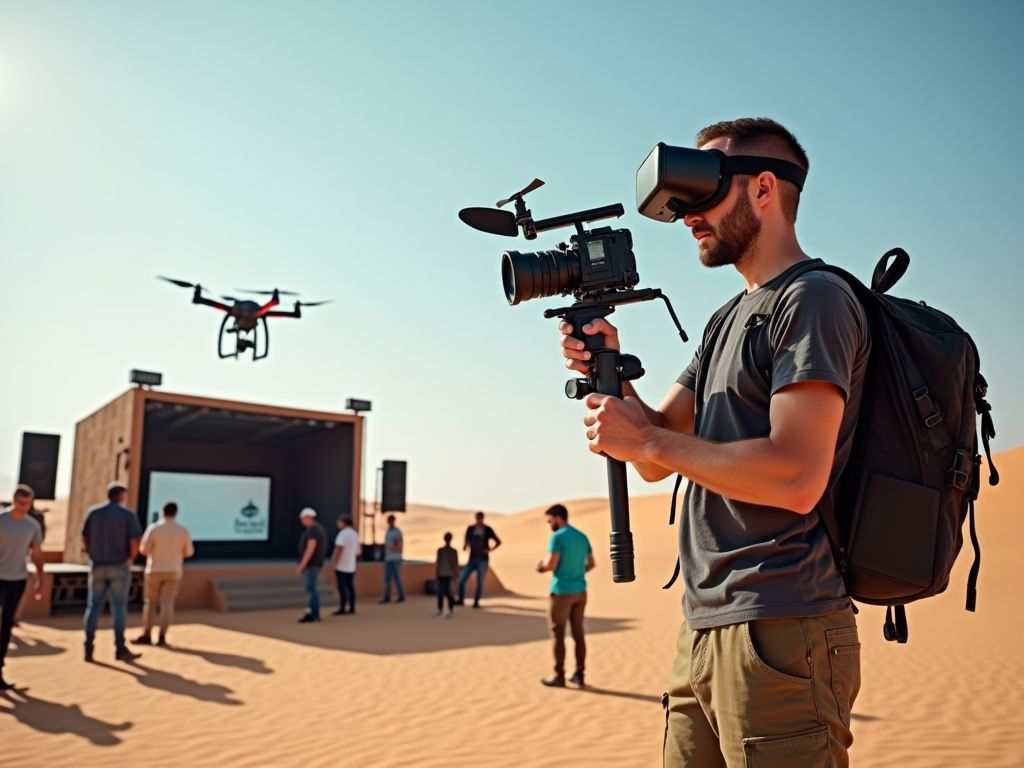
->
[64,389,139,564]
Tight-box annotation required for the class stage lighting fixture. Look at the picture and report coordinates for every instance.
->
[130,369,163,388]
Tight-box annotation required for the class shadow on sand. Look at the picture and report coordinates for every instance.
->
[0,689,132,745]
[163,644,273,674]
[7,633,66,659]
[575,686,663,705]
[92,660,242,706]
[190,595,634,656]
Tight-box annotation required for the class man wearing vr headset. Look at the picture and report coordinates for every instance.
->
[561,118,868,767]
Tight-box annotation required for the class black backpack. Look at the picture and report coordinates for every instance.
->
[666,249,999,643]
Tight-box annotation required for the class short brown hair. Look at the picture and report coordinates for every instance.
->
[163,502,178,516]
[694,117,808,223]
[13,484,34,499]
[545,504,568,521]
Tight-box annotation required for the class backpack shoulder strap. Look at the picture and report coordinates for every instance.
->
[694,291,745,407]
[664,292,743,591]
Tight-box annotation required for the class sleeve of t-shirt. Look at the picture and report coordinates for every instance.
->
[184,531,194,559]
[335,531,345,546]
[548,532,561,555]
[127,511,143,539]
[81,510,92,539]
[677,349,700,391]
[140,525,154,556]
[30,519,43,547]
[767,272,866,400]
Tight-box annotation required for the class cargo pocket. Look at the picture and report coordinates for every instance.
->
[826,627,861,728]
[742,723,831,767]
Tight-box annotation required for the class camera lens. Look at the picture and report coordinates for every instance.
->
[502,249,581,306]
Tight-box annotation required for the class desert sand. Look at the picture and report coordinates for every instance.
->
[2,448,1022,767]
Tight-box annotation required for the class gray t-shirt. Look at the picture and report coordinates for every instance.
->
[677,262,870,630]
[0,509,43,581]
[81,501,144,566]
[384,527,403,562]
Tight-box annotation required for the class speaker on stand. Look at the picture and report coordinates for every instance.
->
[18,432,61,500]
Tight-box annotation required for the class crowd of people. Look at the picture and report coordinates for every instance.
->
[0,483,594,691]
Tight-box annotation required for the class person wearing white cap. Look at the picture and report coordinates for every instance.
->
[295,508,327,623]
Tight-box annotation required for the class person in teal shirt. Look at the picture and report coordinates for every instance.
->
[536,504,594,688]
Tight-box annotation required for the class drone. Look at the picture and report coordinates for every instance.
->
[159,277,332,361]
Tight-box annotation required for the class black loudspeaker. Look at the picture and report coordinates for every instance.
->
[381,460,407,513]
[18,432,61,500]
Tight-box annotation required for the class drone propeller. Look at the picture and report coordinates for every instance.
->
[297,300,332,307]
[220,295,242,302]
[158,276,202,289]
[239,288,299,296]
[497,178,544,208]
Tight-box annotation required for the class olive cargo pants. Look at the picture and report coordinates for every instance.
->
[663,608,860,767]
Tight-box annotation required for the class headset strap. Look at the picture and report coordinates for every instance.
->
[719,155,807,191]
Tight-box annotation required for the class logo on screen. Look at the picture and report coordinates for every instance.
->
[235,499,266,535]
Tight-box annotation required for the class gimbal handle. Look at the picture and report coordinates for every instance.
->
[563,304,636,584]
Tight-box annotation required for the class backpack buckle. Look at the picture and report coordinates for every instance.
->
[912,386,943,428]
[947,448,972,491]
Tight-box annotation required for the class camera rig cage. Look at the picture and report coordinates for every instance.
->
[459,180,688,583]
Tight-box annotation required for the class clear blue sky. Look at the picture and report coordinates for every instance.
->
[1,1,1021,512]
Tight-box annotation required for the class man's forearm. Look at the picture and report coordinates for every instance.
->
[641,428,818,513]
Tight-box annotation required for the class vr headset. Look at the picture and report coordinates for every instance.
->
[636,142,807,221]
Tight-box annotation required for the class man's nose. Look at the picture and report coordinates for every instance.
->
[682,212,703,228]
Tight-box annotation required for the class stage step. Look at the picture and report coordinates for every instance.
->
[212,575,338,613]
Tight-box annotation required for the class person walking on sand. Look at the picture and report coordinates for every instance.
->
[457,511,501,608]
[133,502,194,647]
[330,516,360,615]
[82,482,143,662]
[379,515,405,604]
[434,532,459,618]
[0,485,45,690]
[296,508,327,623]
[537,504,593,688]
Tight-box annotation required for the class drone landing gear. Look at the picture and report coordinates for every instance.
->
[218,316,270,361]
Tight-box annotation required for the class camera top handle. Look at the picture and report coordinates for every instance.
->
[520,202,625,240]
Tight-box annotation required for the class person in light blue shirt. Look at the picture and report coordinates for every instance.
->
[379,515,405,603]
[536,504,594,688]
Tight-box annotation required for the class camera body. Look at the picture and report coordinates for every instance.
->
[570,226,640,297]
[502,225,640,306]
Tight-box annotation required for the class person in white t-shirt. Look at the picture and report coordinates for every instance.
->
[330,516,361,615]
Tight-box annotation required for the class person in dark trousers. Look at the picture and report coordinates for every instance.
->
[295,508,327,623]
[434,532,459,618]
[537,504,594,688]
[330,516,360,615]
[457,511,501,608]
[561,118,866,767]
[82,482,143,662]
[0,485,45,690]
[379,515,405,604]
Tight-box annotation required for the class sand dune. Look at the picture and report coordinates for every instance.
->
[2,449,1021,767]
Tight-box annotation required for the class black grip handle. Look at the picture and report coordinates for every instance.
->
[593,348,635,583]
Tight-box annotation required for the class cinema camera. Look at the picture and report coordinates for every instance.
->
[459,180,687,584]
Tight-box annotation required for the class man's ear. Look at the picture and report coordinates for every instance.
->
[753,171,778,208]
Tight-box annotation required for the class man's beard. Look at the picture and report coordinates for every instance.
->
[694,187,762,268]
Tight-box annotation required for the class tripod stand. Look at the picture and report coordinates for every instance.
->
[544,288,687,583]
